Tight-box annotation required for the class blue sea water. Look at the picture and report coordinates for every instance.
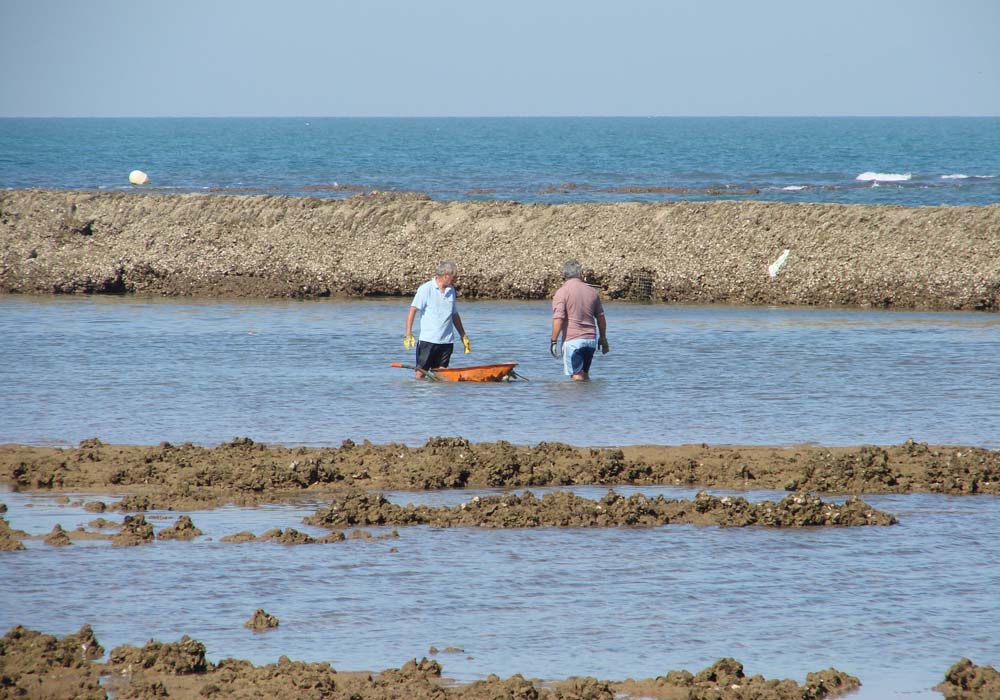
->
[1,117,998,205]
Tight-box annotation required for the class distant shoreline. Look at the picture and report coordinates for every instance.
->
[2,189,998,310]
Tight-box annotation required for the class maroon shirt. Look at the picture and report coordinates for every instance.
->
[552,278,604,341]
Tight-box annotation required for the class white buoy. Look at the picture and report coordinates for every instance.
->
[767,249,791,279]
[128,170,149,185]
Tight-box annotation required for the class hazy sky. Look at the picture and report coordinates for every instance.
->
[2,0,998,117]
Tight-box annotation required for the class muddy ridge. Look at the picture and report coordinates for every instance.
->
[2,439,997,512]
[1,625,871,700]
[935,658,1000,700]
[303,488,896,529]
[2,190,999,310]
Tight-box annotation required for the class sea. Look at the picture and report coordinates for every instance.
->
[1,117,999,206]
[2,118,999,699]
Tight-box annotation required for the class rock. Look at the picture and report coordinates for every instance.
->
[934,658,1000,700]
[108,635,211,674]
[156,515,203,541]
[244,609,279,631]
[44,523,73,546]
[220,531,257,543]
[0,516,26,551]
[0,624,105,699]
[111,514,155,546]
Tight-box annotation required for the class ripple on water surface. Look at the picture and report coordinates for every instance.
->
[1,296,998,448]
[1,487,999,699]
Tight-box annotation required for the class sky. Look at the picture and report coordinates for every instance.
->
[1,0,998,117]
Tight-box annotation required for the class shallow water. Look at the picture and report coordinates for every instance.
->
[1,295,998,448]
[3,295,1000,698]
[1,486,998,699]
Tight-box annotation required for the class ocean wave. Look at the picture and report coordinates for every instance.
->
[781,185,807,191]
[856,172,912,182]
[941,173,995,180]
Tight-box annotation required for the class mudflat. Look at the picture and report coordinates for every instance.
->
[3,624,998,700]
[2,190,998,310]
[2,438,996,512]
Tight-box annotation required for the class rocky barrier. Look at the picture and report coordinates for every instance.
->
[5,624,999,700]
[302,488,897,529]
[2,190,998,310]
[1,438,997,512]
[0,624,865,700]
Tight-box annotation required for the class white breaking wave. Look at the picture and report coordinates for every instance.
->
[856,171,912,182]
[782,185,807,191]
[941,174,969,179]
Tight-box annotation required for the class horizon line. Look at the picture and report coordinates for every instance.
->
[2,114,999,120]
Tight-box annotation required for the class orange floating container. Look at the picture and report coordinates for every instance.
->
[390,362,523,382]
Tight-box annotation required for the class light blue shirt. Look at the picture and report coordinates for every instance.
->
[411,278,457,344]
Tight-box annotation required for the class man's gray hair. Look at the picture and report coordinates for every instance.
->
[435,260,458,276]
[561,259,583,279]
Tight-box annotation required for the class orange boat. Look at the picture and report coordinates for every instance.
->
[390,362,524,382]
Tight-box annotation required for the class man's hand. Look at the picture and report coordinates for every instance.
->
[599,336,610,354]
[462,335,472,354]
[404,334,415,350]
[550,340,560,358]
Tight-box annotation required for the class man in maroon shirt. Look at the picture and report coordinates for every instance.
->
[550,260,610,380]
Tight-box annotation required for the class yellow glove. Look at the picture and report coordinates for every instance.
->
[462,335,471,354]
[403,334,415,350]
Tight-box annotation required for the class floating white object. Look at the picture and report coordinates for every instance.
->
[128,170,149,185]
[767,249,791,279]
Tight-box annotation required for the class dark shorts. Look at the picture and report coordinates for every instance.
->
[415,341,454,371]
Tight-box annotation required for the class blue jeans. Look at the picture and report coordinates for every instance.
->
[563,338,597,375]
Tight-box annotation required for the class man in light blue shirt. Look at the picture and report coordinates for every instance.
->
[404,261,471,378]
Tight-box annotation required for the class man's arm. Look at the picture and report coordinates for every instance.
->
[551,317,565,342]
[550,318,565,357]
[453,311,471,353]
[596,312,609,353]
[405,306,418,337]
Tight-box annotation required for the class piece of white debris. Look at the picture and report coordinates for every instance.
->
[767,249,791,278]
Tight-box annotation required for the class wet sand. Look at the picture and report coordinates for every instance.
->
[3,440,998,695]
[301,488,897,528]
[2,489,897,551]
[2,439,997,514]
[3,624,998,700]
[0,624,862,700]
[2,190,999,310]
